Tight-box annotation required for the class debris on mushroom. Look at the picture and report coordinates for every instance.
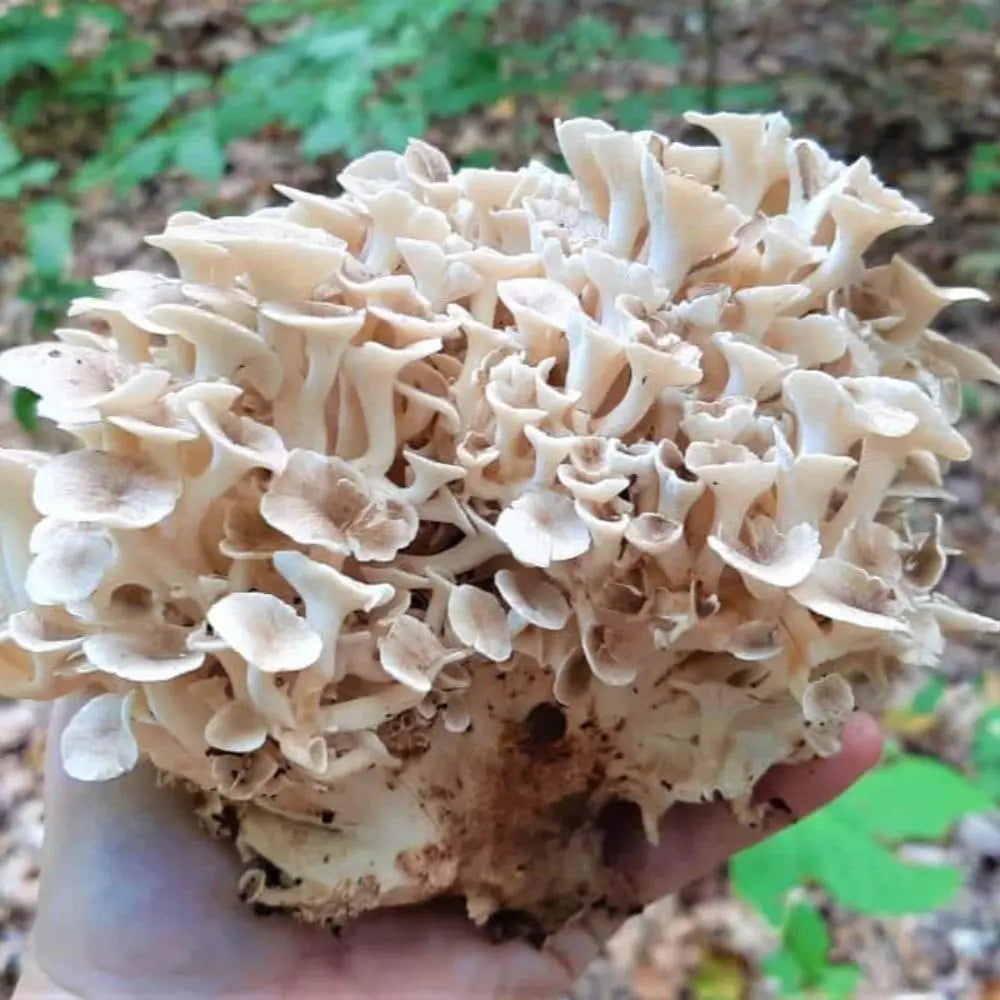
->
[1,111,997,938]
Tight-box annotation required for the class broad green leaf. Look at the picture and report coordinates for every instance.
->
[565,15,618,55]
[834,756,991,841]
[112,76,176,143]
[214,91,276,142]
[174,129,226,183]
[11,388,39,433]
[783,901,829,983]
[715,82,778,110]
[305,27,368,62]
[763,948,804,994]
[972,706,1000,800]
[732,755,984,924]
[24,199,74,279]
[571,90,605,116]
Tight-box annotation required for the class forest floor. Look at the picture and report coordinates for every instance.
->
[1,1,1000,997]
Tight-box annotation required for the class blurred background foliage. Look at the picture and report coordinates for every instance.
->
[1,1,1000,997]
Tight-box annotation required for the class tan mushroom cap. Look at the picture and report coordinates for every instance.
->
[262,450,418,562]
[205,700,268,754]
[33,450,182,530]
[207,592,322,673]
[0,342,171,422]
[82,626,205,682]
[60,692,139,781]
[447,584,512,663]
[494,568,571,631]
[791,558,908,632]
[495,489,591,568]
[26,521,117,606]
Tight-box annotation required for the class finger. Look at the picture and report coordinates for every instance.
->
[605,711,883,906]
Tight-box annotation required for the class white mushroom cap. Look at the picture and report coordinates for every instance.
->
[61,692,139,781]
[82,626,205,682]
[33,450,181,529]
[26,521,117,605]
[207,592,322,673]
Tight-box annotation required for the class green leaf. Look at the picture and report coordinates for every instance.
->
[112,76,177,143]
[24,199,75,279]
[783,901,829,983]
[11,387,39,433]
[911,676,946,715]
[113,135,173,194]
[818,962,863,1000]
[834,756,991,841]
[612,93,657,130]
[0,128,20,174]
[620,31,685,65]
[715,81,778,110]
[301,115,354,158]
[732,755,986,924]
[174,129,226,183]
[763,949,804,994]
[565,14,618,56]
[0,159,59,198]
[571,89,605,116]
[972,706,1000,800]
[305,27,369,62]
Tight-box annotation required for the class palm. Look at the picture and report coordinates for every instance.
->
[20,703,881,999]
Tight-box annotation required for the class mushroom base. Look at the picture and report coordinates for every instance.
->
[189,656,822,937]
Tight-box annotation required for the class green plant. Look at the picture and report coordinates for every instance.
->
[856,1,994,57]
[732,753,990,924]
[732,752,990,995]
[972,705,1000,800]
[763,899,861,999]
[968,142,1000,196]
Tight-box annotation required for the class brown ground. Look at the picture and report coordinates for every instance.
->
[1,1,1000,996]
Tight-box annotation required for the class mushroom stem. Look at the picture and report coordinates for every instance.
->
[341,339,442,477]
[260,304,365,453]
[821,438,900,551]
[274,550,394,682]
[597,341,701,440]
[564,313,626,414]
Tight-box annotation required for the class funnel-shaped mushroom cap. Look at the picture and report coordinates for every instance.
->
[82,626,205,682]
[447,584,512,662]
[708,519,821,588]
[33,450,181,529]
[262,451,418,562]
[0,342,170,424]
[792,559,908,632]
[207,592,322,673]
[495,489,591,568]
[61,692,139,781]
[26,521,117,606]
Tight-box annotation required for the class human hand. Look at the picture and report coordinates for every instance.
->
[16,700,882,999]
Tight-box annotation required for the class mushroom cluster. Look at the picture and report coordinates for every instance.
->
[1,111,998,935]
